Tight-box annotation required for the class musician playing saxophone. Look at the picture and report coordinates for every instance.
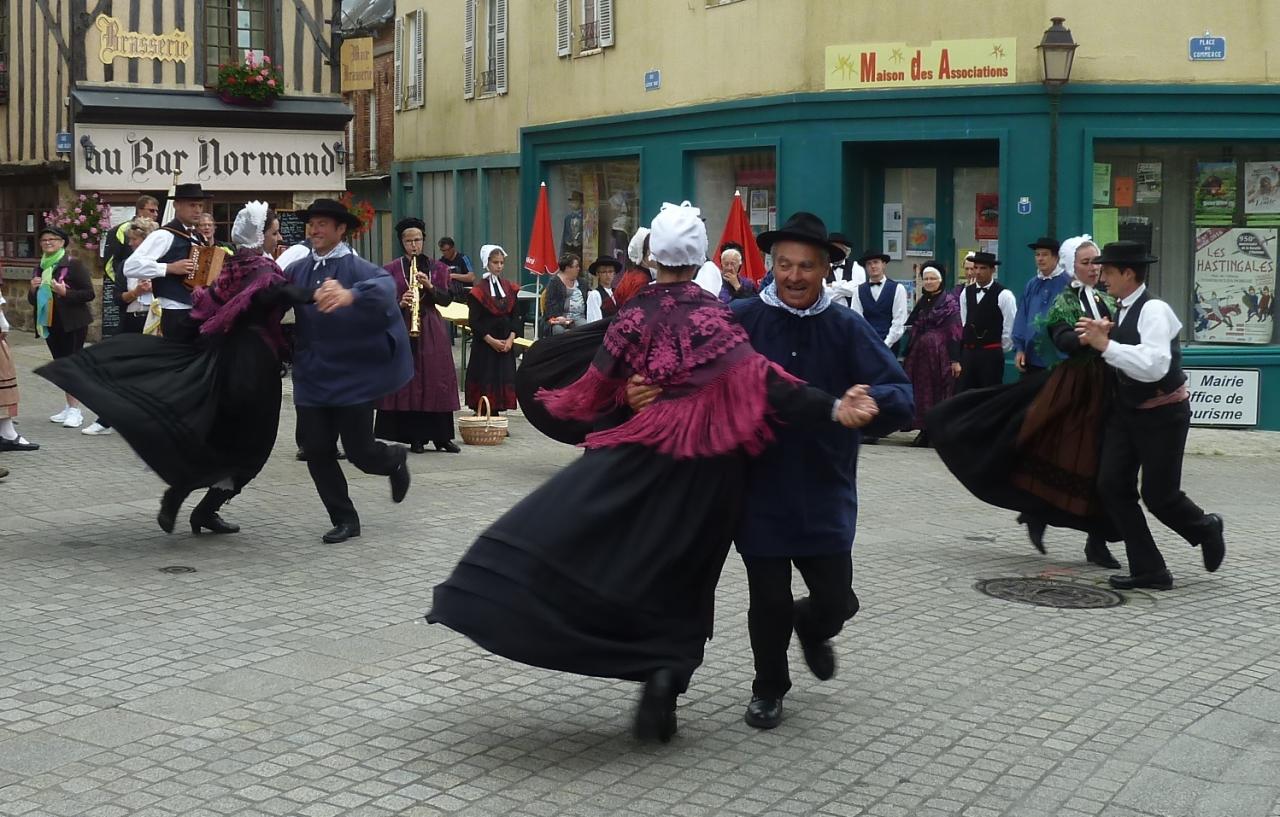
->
[374,218,463,454]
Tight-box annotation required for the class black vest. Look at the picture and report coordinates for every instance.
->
[597,286,618,317]
[1108,291,1186,408]
[150,220,203,305]
[963,281,1006,345]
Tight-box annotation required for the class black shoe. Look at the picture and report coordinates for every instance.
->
[1021,514,1047,554]
[799,637,836,681]
[862,436,880,446]
[295,448,307,461]
[1084,536,1122,570]
[322,522,361,544]
[190,513,240,535]
[744,696,783,729]
[0,437,39,451]
[410,442,426,454]
[157,488,188,534]
[390,456,411,503]
[1108,571,1174,591]
[1200,513,1225,573]
[189,488,240,534]
[435,440,461,454]
[634,668,678,743]
[910,431,930,448]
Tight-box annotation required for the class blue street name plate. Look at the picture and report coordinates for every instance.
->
[55,132,73,153]
[1189,36,1226,61]
[644,69,660,91]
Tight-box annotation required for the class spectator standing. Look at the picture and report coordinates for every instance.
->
[0,291,39,451]
[585,256,621,321]
[901,261,961,447]
[29,227,95,429]
[1011,237,1069,376]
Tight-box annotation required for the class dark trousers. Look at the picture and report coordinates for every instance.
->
[160,309,199,344]
[743,552,860,699]
[1021,364,1046,379]
[957,347,1005,392]
[1097,400,1213,576]
[296,403,405,526]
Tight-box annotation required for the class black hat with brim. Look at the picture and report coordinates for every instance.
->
[756,211,847,264]
[173,183,213,200]
[1027,236,1060,252]
[829,232,852,247]
[858,250,891,266]
[395,217,426,236]
[588,255,622,275]
[1090,240,1158,267]
[971,251,1001,267]
[301,197,361,231]
[39,226,69,242]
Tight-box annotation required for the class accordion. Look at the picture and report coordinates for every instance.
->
[184,245,226,290]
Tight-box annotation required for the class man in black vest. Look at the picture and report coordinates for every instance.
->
[121,183,212,344]
[1076,241,1225,591]
[956,251,1016,391]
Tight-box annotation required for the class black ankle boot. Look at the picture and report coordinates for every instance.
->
[190,488,240,534]
[1085,535,1122,569]
[157,488,189,534]
[634,668,678,743]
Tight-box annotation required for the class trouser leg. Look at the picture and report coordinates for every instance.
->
[743,556,795,699]
[1133,402,1213,546]
[792,553,859,645]
[333,404,402,477]
[1098,410,1166,576]
[297,406,357,526]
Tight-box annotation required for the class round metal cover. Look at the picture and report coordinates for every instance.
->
[974,577,1124,609]
[159,565,197,574]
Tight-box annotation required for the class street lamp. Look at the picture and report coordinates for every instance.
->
[333,141,350,168]
[1037,17,1078,237]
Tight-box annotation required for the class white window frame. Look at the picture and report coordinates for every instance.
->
[367,90,378,167]
[393,16,403,110]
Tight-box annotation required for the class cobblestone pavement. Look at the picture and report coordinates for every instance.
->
[2,334,1279,817]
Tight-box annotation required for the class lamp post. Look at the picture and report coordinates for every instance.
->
[1037,17,1078,238]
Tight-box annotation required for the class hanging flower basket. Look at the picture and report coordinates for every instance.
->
[214,52,283,106]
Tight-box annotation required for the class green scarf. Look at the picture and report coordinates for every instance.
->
[1033,285,1118,370]
[35,248,66,338]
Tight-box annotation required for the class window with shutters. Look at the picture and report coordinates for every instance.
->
[470,0,506,99]
[203,0,273,86]
[395,11,425,110]
[556,0,613,58]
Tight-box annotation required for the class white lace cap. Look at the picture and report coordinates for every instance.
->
[627,227,651,266]
[1057,234,1098,278]
[232,201,270,250]
[649,201,706,267]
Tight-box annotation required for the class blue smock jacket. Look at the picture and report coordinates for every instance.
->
[1011,272,1070,368]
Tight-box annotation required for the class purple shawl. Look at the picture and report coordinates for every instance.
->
[536,280,800,459]
[384,254,451,296]
[191,250,286,350]
[909,289,962,340]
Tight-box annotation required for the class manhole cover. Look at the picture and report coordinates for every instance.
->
[974,577,1124,609]
[158,565,197,574]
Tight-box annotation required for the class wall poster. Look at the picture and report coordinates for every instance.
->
[1192,226,1277,344]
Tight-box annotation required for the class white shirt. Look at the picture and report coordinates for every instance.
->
[122,224,200,311]
[1102,284,1182,382]
[825,260,867,307]
[586,288,613,323]
[959,283,1018,352]
[274,242,311,274]
[849,277,909,347]
[0,292,9,333]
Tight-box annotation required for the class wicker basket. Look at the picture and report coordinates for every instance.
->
[458,396,508,446]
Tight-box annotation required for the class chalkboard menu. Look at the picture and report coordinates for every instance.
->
[277,211,307,246]
[100,275,121,336]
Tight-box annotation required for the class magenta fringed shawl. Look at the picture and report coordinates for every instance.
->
[536,280,799,459]
[191,250,286,351]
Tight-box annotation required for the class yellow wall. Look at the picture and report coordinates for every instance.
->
[397,0,1280,163]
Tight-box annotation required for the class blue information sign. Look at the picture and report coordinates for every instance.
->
[55,132,73,153]
[644,69,661,91]
[1189,36,1226,61]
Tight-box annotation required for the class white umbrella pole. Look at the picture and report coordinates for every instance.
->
[533,277,541,340]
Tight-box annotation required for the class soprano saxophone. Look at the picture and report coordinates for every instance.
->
[408,255,422,338]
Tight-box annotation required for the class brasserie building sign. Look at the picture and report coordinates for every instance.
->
[74,124,347,191]
[94,15,193,64]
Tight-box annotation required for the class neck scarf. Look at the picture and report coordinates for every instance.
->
[311,242,352,271]
[35,249,67,338]
[472,272,515,316]
[759,281,831,317]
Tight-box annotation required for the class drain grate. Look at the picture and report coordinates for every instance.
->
[975,577,1124,609]
[158,565,197,575]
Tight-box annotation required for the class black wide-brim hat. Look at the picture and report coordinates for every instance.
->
[858,250,890,265]
[756,211,847,264]
[394,217,426,236]
[39,226,69,242]
[829,232,852,247]
[971,251,1001,267]
[587,255,622,275]
[173,182,213,200]
[301,197,362,230]
[1027,236,1060,252]
[1090,240,1158,267]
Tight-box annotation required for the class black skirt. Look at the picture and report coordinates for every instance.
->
[37,328,283,494]
[513,318,611,445]
[428,443,747,690]
[374,410,455,446]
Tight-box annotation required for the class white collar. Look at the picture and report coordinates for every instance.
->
[1036,269,1062,281]
[311,243,352,267]
[1118,284,1147,310]
[760,282,831,317]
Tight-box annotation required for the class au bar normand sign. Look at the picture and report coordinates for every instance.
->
[74,125,346,191]
[825,38,1017,90]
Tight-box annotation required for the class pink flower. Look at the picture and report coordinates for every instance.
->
[78,194,86,201]
[80,233,88,240]
[267,79,276,88]
[263,55,271,64]
[259,68,268,77]
[90,227,99,235]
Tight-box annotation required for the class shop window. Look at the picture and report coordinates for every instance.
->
[555,0,614,58]
[547,158,639,271]
[693,150,777,248]
[0,181,55,260]
[1093,143,1280,346]
[204,0,272,84]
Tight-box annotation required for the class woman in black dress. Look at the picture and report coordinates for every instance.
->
[463,245,520,413]
[38,203,311,535]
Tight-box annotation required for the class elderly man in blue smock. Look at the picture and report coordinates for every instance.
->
[282,198,415,544]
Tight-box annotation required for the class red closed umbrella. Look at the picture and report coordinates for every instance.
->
[715,191,766,283]
[524,182,558,337]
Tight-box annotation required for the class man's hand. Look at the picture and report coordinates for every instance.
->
[1014,350,1027,372]
[950,361,962,378]
[315,279,355,313]
[624,373,663,411]
[836,385,879,429]
[1075,317,1113,351]
[166,259,195,276]
[135,279,152,294]
[721,270,741,291]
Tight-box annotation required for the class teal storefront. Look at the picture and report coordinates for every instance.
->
[507,83,1280,429]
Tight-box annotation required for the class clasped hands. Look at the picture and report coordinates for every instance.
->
[315,279,356,313]
[31,276,68,296]
[1075,316,1113,351]
[486,335,514,353]
[624,376,878,429]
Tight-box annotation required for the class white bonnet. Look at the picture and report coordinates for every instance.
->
[231,200,271,250]
[479,244,507,270]
[627,227,651,266]
[649,201,707,267]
